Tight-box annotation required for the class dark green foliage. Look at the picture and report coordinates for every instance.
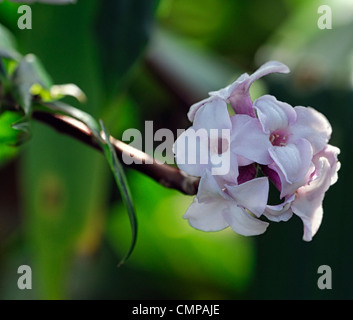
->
[95,0,160,94]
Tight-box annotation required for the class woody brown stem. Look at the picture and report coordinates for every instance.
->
[32,110,200,196]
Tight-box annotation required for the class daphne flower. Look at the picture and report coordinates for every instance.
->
[173,96,235,183]
[187,61,290,121]
[174,60,339,241]
[264,144,340,241]
[173,96,271,184]
[253,95,332,198]
[291,144,340,241]
[184,170,269,236]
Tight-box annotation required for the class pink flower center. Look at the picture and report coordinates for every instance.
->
[269,130,289,147]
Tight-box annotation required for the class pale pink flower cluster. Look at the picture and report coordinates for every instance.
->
[173,61,340,241]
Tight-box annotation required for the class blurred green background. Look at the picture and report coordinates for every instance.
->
[0,0,351,299]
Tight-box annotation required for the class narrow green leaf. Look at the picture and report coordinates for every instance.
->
[41,101,101,140]
[35,101,138,265]
[11,54,53,114]
[99,120,138,266]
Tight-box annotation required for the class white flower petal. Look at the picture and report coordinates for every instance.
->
[210,150,239,185]
[244,61,290,91]
[210,61,290,116]
[225,177,269,217]
[192,97,231,132]
[290,106,332,154]
[223,206,269,236]
[268,161,315,199]
[231,114,272,165]
[173,127,209,177]
[313,144,341,186]
[187,95,228,123]
[209,73,249,101]
[196,169,228,203]
[291,158,332,241]
[264,194,295,222]
[269,139,313,184]
[184,197,229,232]
[254,95,296,133]
[187,97,212,123]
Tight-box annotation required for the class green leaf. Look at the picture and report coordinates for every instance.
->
[38,101,138,265]
[49,84,87,103]
[0,23,21,61]
[15,1,108,299]
[11,115,32,145]
[40,101,101,140]
[30,83,87,104]
[11,54,53,115]
[0,49,21,61]
[0,111,21,144]
[99,120,138,266]
[0,111,22,166]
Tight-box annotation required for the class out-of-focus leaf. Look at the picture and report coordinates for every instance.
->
[157,0,289,65]
[16,1,109,299]
[39,99,138,265]
[95,0,160,94]
[146,28,240,103]
[0,23,21,61]
[157,0,228,43]
[50,84,87,103]
[11,54,53,114]
[39,101,137,265]
[0,49,20,61]
[30,83,87,104]
[0,1,21,30]
[260,0,353,89]
[100,121,137,266]
[0,111,22,166]
[29,83,52,102]
[0,111,21,143]
[10,116,32,145]
[100,94,141,138]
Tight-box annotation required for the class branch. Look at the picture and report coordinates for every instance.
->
[32,110,200,196]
